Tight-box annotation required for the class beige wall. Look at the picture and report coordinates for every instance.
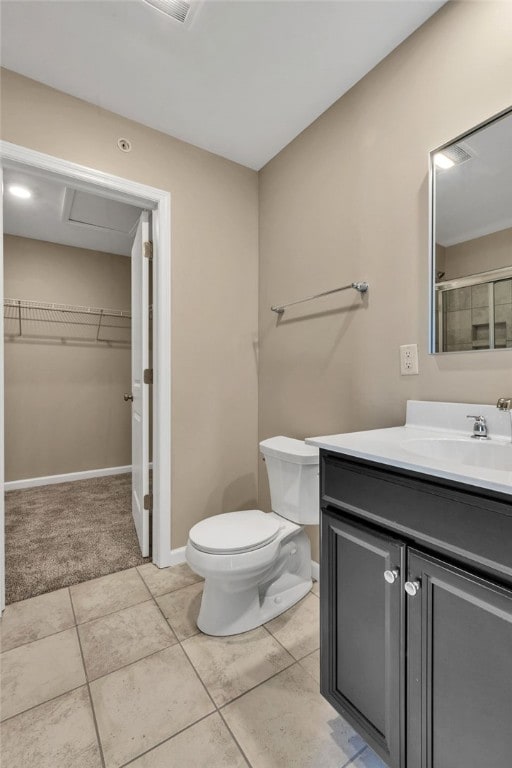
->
[4,235,132,481]
[443,226,512,280]
[1,68,259,548]
[258,1,512,559]
[3,2,512,560]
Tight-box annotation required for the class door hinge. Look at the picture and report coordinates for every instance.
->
[144,493,153,512]
[144,368,153,384]
[144,241,153,260]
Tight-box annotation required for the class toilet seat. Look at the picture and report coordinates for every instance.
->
[189,510,281,555]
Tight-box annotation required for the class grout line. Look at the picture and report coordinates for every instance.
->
[146,580,204,600]
[113,586,224,768]
[296,646,321,682]
[300,647,320,661]
[74,597,165,631]
[1,623,77,655]
[152,584,315,714]
[66,564,152,617]
[150,584,220,710]
[116,594,312,768]
[262,618,319,664]
[217,657,299,712]
[261,621,294,655]
[71,595,153,626]
[164,604,255,768]
[2,575,203,653]
[3,580,197,687]
[0,682,86,724]
[178,622,299,711]
[216,708,253,768]
[118,711,218,767]
[151,577,205,601]
[135,562,204,599]
[84,640,179,684]
[175,636,219,710]
[68,588,107,768]
[141,577,205,600]
[149,587,183,639]
[2,592,170,653]
[341,745,368,768]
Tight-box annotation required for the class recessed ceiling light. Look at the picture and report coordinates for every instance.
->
[434,152,455,170]
[9,184,32,200]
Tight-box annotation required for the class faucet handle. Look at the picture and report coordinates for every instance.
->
[497,398,512,411]
[467,415,488,439]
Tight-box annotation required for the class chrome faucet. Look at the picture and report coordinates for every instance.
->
[497,398,512,443]
[466,415,488,440]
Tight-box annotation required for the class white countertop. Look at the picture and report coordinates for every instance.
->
[306,401,512,497]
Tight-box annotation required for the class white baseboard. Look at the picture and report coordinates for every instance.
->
[311,560,320,582]
[156,546,187,568]
[5,465,132,492]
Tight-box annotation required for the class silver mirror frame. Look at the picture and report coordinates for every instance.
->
[428,106,512,355]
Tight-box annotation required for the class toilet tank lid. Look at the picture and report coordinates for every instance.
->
[259,436,319,465]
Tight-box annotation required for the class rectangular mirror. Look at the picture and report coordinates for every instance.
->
[429,108,512,353]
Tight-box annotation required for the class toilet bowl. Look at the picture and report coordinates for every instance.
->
[186,437,319,636]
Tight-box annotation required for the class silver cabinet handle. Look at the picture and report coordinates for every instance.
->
[384,569,400,584]
[124,393,134,402]
[405,580,421,597]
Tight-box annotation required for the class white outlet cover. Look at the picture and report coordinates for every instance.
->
[400,344,419,375]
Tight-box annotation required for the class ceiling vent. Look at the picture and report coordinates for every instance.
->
[442,143,472,166]
[142,0,192,24]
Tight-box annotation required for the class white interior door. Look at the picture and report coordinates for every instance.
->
[131,211,150,557]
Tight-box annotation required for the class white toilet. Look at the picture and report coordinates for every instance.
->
[186,436,319,636]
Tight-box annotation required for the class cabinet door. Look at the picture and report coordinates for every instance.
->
[321,511,405,768]
[406,550,512,768]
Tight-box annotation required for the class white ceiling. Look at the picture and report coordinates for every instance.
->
[435,111,512,247]
[1,0,445,169]
[3,168,142,256]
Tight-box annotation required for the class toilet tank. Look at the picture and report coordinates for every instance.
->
[259,436,319,525]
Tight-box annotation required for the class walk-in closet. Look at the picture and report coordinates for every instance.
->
[3,167,150,603]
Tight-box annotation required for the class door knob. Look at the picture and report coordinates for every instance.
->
[124,393,134,402]
[405,580,421,597]
[384,569,400,584]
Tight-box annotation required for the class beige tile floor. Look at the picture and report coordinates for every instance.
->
[0,562,389,768]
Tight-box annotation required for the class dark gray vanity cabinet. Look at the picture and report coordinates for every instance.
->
[320,512,405,765]
[319,451,512,768]
[321,512,405,767]
[406,550,512,768]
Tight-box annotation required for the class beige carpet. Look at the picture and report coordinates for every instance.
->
[5,473,150,604]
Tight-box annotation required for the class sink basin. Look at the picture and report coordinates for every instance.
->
[401,438,512,472]
[307,401,512,497]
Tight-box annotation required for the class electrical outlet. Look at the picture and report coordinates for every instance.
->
[400,344,419,375]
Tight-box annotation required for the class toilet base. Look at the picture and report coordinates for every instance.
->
[195,529,313,636]
[197,578,313,636]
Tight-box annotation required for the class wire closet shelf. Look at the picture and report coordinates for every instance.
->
[3,298,131,343]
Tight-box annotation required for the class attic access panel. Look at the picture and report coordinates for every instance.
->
[64,188,142,234]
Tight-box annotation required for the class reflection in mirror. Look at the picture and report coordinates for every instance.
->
[430,109,512,353]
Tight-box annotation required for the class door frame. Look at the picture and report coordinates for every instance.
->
[0,140,173,610]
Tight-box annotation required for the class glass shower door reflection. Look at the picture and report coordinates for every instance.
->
[437,276,512,352]
[494,279,512,349]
